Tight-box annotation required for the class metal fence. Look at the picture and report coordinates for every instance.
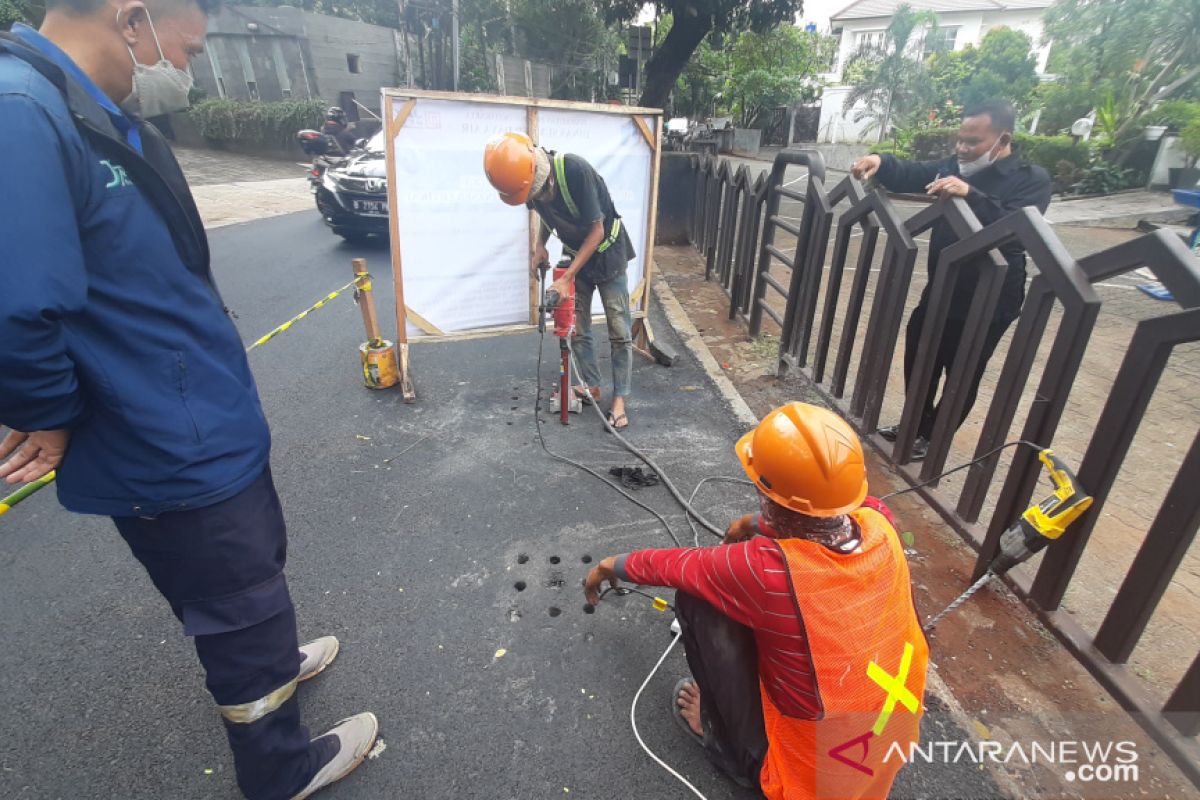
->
[683,148,1200,784]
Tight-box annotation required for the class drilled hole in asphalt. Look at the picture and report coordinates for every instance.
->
[510,406,518,411]
[583,605,595,615]
[514,581,527,592]
[549,556,561,565]
[517,554,530,565]
[511,396,519,400]
[581,555,592,564]
[548,607,562,617]
[507,422,513,426]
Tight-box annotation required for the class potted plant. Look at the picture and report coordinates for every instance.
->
[1175,120,1200,189]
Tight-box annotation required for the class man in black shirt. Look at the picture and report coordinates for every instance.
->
[485,132,636,429]
[851,100,1052,459]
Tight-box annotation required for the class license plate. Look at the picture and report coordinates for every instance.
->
[352,199,387,216]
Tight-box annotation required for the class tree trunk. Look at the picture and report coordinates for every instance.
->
[638,13,711,110]
[879,90,894,143]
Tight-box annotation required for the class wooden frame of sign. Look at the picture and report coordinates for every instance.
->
[381,88,663,402]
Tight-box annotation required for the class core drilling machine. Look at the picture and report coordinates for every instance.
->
[539,261,581,424]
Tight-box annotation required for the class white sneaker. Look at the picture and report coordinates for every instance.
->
[298,636,340,683]
[289,712,379,800]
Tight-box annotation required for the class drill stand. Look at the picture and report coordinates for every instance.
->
[550,339,583,423]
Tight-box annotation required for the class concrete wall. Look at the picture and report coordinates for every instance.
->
[192,6,405,114]
[817,86,876,144]
[731,128,762,157]
[655,153,694,245]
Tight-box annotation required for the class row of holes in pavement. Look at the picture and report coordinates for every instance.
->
[513,554,595,616]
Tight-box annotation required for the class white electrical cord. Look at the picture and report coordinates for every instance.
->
[630,632,713,800]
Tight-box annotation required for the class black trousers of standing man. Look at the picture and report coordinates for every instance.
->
[902,303,1014,440]
[112,468,331,800]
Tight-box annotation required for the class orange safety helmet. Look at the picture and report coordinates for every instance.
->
[736,402,868,517]
[483,132,539,205]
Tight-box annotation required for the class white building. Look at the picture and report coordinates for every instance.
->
[818,0,1054,143]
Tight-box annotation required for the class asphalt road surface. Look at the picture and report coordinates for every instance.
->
[0,210,1002,799]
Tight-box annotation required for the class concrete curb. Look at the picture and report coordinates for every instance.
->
[653,273,759,428]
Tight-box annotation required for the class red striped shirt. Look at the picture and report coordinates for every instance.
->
[618,506,893,719]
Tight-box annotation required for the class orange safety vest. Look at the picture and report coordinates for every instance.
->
[759,508,929,800]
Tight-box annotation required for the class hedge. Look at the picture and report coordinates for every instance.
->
[187,99,326,149]
[873,127,1090,174]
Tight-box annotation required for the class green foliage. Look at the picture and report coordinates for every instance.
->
[0,0,40,29]
[671,32,729,118]
[886,126,1089,179]
[962,28,1038,108]
[599,0,802,107]
[725,27,837,128]
[906,127,957,159]
[1074,159,1134,195]
[870,128,916,159]
[188,99,326,149]
[928,28,1039,111]
[1042,0,1200,148]
[1013,134,1089,173]
[844,4,940,139]
[1179,120,1200,168]
[1033,81,1096,135]
[1146,101,1200,132]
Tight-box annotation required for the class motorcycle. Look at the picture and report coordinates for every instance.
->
[296,129,347,195]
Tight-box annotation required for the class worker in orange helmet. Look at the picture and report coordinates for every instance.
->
[483,132,636,430]
[584,402,929,799]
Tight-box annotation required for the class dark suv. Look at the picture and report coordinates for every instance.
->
[314,131,389,242]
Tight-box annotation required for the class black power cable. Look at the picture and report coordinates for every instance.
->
[878,439,1046,501]
[534,329,683,546]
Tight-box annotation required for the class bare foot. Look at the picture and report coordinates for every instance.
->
[676,680,703,737]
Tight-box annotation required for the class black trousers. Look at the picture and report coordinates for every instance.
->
[113,468,330,800]
[676,590,768,790]
[903,304,1014,439]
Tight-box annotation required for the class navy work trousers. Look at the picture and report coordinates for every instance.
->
[112,468,327,800]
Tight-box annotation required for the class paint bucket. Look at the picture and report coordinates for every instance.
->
[360,340,399,389]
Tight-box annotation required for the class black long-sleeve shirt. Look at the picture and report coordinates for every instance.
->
[876,153,1052,323]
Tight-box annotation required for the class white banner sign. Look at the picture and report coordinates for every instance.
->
[386,94,657,335]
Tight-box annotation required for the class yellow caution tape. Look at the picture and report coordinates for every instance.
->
[2,274,372,520]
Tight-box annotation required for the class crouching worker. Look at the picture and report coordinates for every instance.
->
[583,402,929,799]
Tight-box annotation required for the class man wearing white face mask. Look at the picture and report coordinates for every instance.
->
[850,100,1051,459]
[0,2,378,799]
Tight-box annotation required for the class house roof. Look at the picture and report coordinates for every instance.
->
[831,0,1052,22]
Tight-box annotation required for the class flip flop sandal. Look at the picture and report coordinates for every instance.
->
[670,678,704,746]
[606,411,629,431]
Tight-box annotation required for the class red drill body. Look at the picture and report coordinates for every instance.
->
[552,265,575,337]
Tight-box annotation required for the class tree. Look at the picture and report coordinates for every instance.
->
[512,0,622,100]
[927,27,1038,112]
[1044,0,1200,143]
[725,26,836,127]
[668,27,730,118]
[599,0,801,110]
[843,4,938,141]
[1,0,41,29]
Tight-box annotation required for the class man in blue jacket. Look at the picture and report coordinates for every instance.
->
[0,2,376,797]
[851,100,1052,460]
